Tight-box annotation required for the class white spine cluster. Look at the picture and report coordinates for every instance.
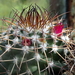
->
[40,43,47,52]
[34,53,41,61]
[13,57,18,65]
[13,37,19,44]
[22,46,29,54]
[52,44,58,53]
[64,49,68,56]
[43,26,49,37]
[48,61,54,67]
[5,44,12,52]
[31,35,40,43]
[51,33,57,39]
[61,35,70,42]
[13,29,20,35]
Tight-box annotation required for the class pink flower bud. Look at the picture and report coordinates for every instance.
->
[22,38,32,46]
[53,23,64,36]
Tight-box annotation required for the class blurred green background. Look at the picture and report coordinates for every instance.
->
[0,0,49,28]
[0,0,49,18]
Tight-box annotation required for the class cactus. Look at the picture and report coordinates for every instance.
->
[0,5,74,75]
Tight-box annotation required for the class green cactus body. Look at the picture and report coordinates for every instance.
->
[0,5,71,75]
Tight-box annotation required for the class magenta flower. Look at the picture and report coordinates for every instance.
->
[53,23,64,36]
[22,38,32,46]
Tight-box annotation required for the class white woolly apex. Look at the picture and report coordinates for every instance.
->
[13,57,18,65]
[13,37,19,44]
[5,44,11,52]
[34,53,41,61]
[40,43,47,52]
[31,35,40,43]
[52,44,58,53]
[48,61,54,67]
[22,46,29,53]
[60,35,70,42]
[3,35,9,39]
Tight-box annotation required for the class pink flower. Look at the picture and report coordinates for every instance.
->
[22,38,32,46]
[53,23,64,36]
